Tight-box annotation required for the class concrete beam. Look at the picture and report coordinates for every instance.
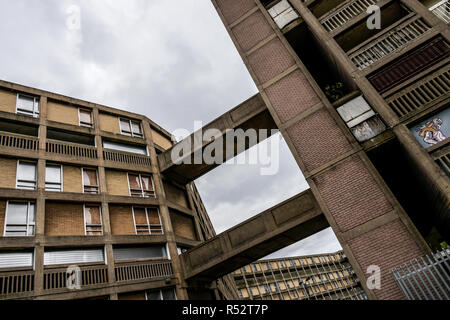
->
[158,94,277,184]
[180,189,328,282]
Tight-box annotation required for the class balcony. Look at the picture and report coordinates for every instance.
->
[348,15,432,70]
[0,269,35,299]
[385,63,449,119]
[430,140,450,177]
[114,260,173,283]
[429,0,450,24]
[103,149,151,167]
[0,131,39,153]
[43,264,109,293]
[319,0,381,33]
[46,139,98,160]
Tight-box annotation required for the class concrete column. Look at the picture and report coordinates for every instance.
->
[210,0,430,300]
[142,120,189,300]
[93,107,116,289]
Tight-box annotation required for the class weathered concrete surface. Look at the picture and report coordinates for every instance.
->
[181,189,328,281]
[158,94,277,184]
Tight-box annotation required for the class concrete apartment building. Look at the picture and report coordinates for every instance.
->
[0,0,449,300]
[233,251,368,300]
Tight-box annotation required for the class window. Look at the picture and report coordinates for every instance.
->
[128,174,155,198]
[113,245,168,261]
[45,164,62,192]
[103,140,148,155]
[16,94,40,118]
[16,161,37,190]
[119,118,143,138]
[133,207,163,235]
[0,251,33,269]
[4,202,35,237]
[79,108,93,128]
[82,168,99,194]
[146,288,176,300]
[84,205,103,236]
[44,248,105,266]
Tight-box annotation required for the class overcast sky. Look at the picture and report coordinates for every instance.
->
[0,0,341,258]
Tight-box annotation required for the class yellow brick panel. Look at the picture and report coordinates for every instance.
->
[99,113,121,134]
[110,205,135,235]
[171,211,197,241]
[152,129,172,150]
[0,89,17,114]
[0,201,5,236]
[105,170,129,196]
[47,101,79,126]
[45,202,85,236]
[0,158,17,189]
[63,166,82,193]
[164,182,190,209]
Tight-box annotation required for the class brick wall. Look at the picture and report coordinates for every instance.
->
[0,88,16,114]
[105,170,130,196]
[47,101,79,126]
[152,129,172,150]
[109,205,135,235]
[45,202,85,236]
[63,166,82,193]
[164,182,190,209]
[171,210,197,241]
[212,0,426,300]
[348,219,424,300]
[99,113,121,135]
[0,157,17,189]
[0,201,5,237]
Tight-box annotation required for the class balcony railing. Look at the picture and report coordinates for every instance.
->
[391,249,450,300]
[348,15,431,70]
[430,0,450,24]
[0,270,35,298]
[431,142,450,177]
[46,139,98,160]
[114,260,173,283]
[385,64,450,119]
[0,132,39,152]
[103,149,151,167]
[320,0,381,33]
[43,264,109,291]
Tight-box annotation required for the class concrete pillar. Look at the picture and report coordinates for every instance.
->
[142,120,189,300]
[210,0,430,300]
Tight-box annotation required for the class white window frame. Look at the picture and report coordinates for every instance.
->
[119,118,143,138]
[78,108,94,128]
[3,201,36,237]
[132,207,163,235]
[127,173,156,198]
[45,163,63,192]
[16,160,37,190]
[83,204,103,236]
[16,94,40,118]
[81,168,99,194]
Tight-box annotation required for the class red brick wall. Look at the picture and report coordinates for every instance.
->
[313,155,393,231]
[45,202,85,236]
[109,205,135,235]
[213,0,426,300]
[348,219,424,300]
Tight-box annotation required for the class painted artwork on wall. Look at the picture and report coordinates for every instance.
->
[410,108,450,149]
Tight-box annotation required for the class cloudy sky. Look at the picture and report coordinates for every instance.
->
[0,0,341,258]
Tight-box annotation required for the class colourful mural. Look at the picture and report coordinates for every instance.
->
[410,108,450,149]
